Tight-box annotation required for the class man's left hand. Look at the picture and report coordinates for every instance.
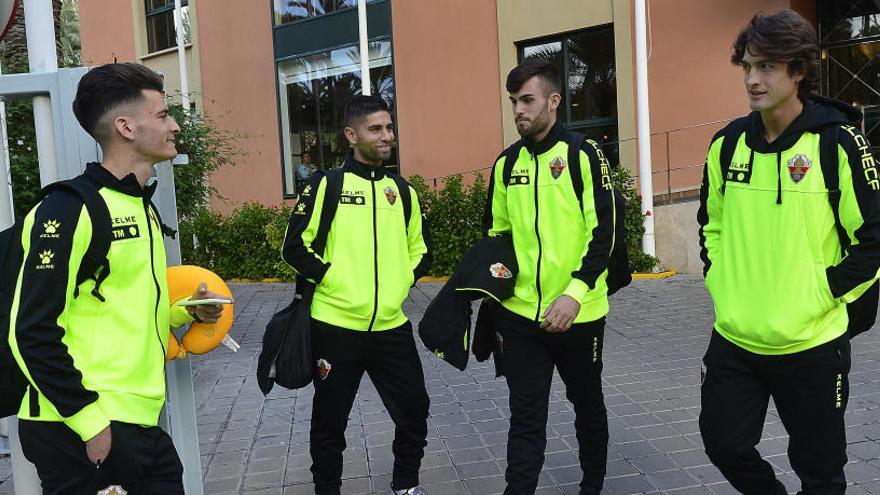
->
[540,295,580,333]
[186,282,230,324]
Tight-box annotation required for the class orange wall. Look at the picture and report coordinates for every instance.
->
[391,0,503,183]
[195,1,283,214]
[643,0,797,195]
[79,0,137,64]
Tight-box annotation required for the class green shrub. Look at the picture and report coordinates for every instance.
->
[180,203,293,280]
[612,166,660,272]
[411,174,487,277]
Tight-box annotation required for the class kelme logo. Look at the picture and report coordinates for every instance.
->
[36,250,55,270]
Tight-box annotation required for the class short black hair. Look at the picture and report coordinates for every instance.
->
[72,63,165,142]
[731,10,820,101]
[506,57,562,95]
[343,95,391,128]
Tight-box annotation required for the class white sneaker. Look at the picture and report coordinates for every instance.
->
[391,487,428,495]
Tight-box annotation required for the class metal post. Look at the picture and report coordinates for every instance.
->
[8,417,40,495]
[634,0,656,256]
[0,60,14,229]
[357,0,370,95]
[23,0,59,187]
[174,0,190,110]
[153,161,204,495]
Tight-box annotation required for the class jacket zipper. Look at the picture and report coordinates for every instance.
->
[144,203,166,365]
[532,151,544,322]
[367,172,379,331]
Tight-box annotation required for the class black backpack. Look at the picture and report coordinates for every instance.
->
[718,119,879,339]
[502,133,632,295]
[257,167,413,393]
[0,176,112,418]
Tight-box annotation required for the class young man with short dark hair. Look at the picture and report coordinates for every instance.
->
[9,63,224,494]
[698,10,880,494]
[483,58,616,495]
[282,95,432,495]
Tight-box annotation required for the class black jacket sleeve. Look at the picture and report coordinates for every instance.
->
[570,139,615,291]
[826,125,880,300]
[282,173,331,284]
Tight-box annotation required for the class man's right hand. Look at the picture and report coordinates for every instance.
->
[86,425,112,466]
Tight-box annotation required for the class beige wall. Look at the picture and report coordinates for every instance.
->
[195,0,282,214]
[392,0,504,182]
[642,0,794,196]
[495,0,637,171]
[79,0,137,64]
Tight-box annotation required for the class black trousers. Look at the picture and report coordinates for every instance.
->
[699,330,851,495]
[494,308,608,495]
[310,319,430,494]
[18,419,183,495]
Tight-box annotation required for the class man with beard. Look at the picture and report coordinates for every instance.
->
[282,95,432,495]
[483,58,615,495]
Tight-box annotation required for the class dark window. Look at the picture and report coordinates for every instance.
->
[274,0,377,26]
[518,25,619,164]
[278,41,396,197]
[146,0,190,53]
[820,0,880,151]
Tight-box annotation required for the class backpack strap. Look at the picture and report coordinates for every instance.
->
[819,125,849,255]
[148,201,177,239]
[313,168,344,255]
[719,117,750,194]
[389,174,412,231]
[502,142,524,187]
[39,176,112,301]
[566,132,586,213]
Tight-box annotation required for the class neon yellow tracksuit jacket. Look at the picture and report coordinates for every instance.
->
[8,163,192,441]
[282,158,431,331]
[484,123,615,324]
[698,97,880,355]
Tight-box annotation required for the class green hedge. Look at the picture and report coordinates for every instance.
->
[180,166,657,280]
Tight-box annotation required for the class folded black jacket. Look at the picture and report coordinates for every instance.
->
[418,235,517,371]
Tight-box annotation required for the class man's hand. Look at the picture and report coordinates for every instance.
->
[540,295,580,333]
[187,282,231,324]
[86,425,111,466]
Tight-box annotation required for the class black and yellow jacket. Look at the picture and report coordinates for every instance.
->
[8,163,193,441]
[483,123,615,324]
[698,97,880,355]
[282,158,431,331]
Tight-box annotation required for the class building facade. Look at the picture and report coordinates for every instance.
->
[78,0,879,272]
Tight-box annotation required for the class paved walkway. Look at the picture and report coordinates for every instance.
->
[2,276,880,494]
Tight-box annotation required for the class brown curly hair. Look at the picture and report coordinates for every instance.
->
[731,10,820,102]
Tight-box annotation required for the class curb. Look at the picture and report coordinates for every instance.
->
[632,270,677,279]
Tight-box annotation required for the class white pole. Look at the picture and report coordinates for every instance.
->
[174,0,190,110]
[8,416,40,495]
[0,60,14,230]
[634,0,656,257]
[357,0,370,95]
[24,0,59,187]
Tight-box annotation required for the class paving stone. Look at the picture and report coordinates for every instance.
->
[171,279,880,492]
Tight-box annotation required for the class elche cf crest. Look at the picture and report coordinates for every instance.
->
[384,186,398,205]
[97,486,128,495]
[787,154,812,184]
[316,358,332,380]
[549,156,566,179]
[489,262,513,279]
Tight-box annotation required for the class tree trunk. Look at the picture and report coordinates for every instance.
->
[1,0,64,72]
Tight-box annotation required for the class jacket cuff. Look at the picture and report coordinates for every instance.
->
[169,297,195,328]
[64,401,110,441]
[563,278,590,304]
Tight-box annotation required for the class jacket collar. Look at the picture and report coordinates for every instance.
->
[523,121,566,156]
[84,162,157,200]
[342,151,387,181]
